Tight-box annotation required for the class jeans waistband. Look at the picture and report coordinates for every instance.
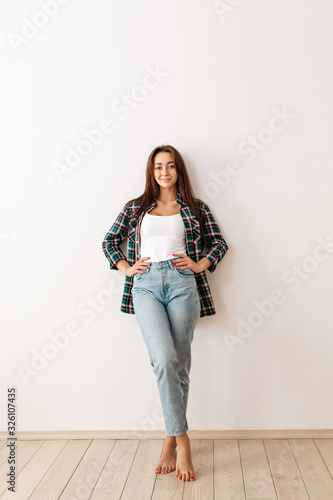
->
[146,258,178,269]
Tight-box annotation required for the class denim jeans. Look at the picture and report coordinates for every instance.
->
[131,258,201,436]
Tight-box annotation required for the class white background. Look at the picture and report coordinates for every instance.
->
[1,0,332,432]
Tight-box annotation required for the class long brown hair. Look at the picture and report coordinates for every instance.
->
[127,144,205,247]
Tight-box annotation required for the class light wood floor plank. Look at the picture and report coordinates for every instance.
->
[28,439,91,500]
[0,441,13,470]
[58,440,114,500]
[120,439,163,500]
[183,439,214,500]
[152,476,184,500]
[214,439,246,500]
[289,438,333,500]
[152,456,184,500]
[0,441,43,496]
[0,440,67,500]
[264,439,309,499]
[1,437,332,499]
[313,439,333,478]
[239,439,277,499]
[0,441,11,467]
[90,440,137,500]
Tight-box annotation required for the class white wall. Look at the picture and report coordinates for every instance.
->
[1,0,332,432]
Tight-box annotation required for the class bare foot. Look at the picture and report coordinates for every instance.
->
[175,432,195,481]
[155,435,177,474]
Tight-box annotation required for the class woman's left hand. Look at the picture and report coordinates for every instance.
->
[171,253,201,274]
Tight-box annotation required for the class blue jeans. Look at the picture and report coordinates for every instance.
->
[131,258,201,436]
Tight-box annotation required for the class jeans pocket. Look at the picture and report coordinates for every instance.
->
[134,265,151,282]
[174,267,195,277]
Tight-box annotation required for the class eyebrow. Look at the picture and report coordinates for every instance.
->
[154,161,174,165]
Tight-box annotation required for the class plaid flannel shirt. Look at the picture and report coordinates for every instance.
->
[102,190,228,318]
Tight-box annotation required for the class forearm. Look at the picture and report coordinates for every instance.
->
[116,259,131,275]
[196,257,213,272]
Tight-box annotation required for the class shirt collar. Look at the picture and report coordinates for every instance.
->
[176,190,186,206]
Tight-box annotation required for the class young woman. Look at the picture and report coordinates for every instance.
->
[102,144,228,482]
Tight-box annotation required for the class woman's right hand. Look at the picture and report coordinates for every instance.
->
[125,257,151,278]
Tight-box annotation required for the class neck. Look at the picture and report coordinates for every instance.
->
[156,186,178,204]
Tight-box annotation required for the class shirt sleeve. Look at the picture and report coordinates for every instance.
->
[201,202,229,273]
[102,203,130,270]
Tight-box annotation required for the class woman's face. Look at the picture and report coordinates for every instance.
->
[153,151,178,189]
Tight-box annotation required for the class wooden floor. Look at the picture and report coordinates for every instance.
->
[1,438,333,499]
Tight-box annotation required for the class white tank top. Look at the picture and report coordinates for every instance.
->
[140,212,187,262]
